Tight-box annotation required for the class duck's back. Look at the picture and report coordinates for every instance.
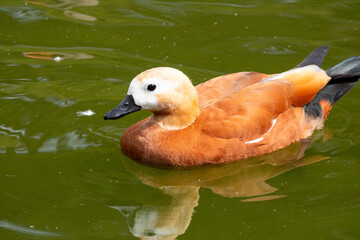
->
[196,72,268,107]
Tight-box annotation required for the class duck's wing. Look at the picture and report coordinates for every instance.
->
[195,72,268,107]
[198,79,294,140]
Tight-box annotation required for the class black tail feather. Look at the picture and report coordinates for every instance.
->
[296,45,329,68]
[305,55,360,118]
[326,56,360,76]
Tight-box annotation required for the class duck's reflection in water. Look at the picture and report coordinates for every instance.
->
[114,139,327,239]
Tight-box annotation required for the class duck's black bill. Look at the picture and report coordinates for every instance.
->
[104,95,141,120]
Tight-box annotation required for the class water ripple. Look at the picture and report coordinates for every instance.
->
[38,130,102,153]
[44,97,77,107]
[0,6,46,22]
[0,94,36,102]
[0,220,62,237]
[137,0,256,17]
[0,125,26,138]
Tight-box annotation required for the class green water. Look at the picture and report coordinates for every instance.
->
[1,0,360,239]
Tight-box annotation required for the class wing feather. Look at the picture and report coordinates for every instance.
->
[198,80,294,140]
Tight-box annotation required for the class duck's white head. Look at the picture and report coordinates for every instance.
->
[104,67,200,130]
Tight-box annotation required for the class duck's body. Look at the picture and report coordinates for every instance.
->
[105,46,360,166]
[121,71,325,166]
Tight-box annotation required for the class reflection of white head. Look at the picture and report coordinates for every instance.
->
[110,186,199,239]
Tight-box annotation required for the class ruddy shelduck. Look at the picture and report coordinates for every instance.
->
[104,46,360,167]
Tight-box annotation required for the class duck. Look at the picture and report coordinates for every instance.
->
[104,46,360,167]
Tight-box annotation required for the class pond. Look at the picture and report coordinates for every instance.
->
[1,0,360,239]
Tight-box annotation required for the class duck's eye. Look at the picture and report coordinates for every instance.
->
[147,84,156,91]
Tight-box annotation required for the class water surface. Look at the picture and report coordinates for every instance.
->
[1,0,360,239]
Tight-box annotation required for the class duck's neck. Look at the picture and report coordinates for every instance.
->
[151,102,200,130]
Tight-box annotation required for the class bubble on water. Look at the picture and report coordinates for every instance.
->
[53,56,63,62]
[77,109,95,116]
